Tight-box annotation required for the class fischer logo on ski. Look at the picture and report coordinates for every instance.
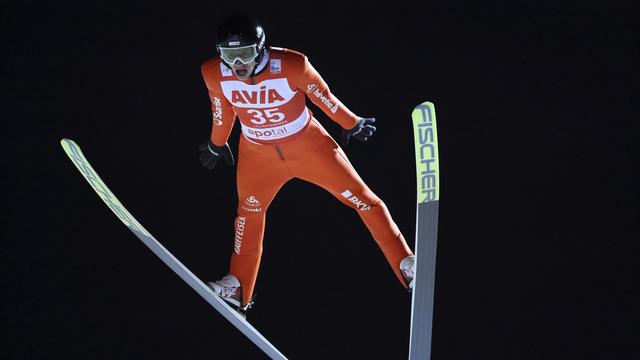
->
[409,101,441,360]
[413,103,439,203]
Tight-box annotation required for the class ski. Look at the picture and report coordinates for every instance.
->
[409,102,440,360]
[60,138,288,360]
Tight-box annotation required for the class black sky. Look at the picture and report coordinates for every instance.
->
[3,1,639,359]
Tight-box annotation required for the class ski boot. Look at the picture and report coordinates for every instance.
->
[207,274,254,319]
[400,255,416,292]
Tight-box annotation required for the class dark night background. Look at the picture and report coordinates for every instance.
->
[3,0,639,359]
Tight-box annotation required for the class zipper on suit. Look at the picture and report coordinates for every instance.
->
[275,145,285,160]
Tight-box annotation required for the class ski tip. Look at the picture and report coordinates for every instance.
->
[413,101,435,112]
[60,138,76,147]
[416,100,434,107]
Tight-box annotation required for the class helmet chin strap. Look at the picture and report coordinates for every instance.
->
[251,49,270,77]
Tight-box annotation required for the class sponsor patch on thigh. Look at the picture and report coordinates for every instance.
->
[340,189,372,211]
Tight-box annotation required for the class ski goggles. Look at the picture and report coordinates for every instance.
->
[219,45,259,65]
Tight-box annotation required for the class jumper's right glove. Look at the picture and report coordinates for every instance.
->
[198,140,235,170]
[341,117,376,146]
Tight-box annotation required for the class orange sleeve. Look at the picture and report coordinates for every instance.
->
[296,55,358,130]
[201,60,236,146]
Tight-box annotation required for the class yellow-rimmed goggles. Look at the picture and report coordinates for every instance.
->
[219,45,258,65]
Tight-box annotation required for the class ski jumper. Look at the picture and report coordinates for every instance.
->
[202,47,413,305]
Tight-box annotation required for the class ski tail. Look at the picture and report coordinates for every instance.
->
[409,102,440,360]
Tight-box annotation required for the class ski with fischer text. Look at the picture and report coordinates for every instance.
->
[409,102,440,360]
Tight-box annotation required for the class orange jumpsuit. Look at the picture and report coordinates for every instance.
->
[201,47,413,305]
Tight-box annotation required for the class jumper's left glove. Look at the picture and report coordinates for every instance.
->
[341,117,376,146]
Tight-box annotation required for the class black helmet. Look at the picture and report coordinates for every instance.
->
[216,14,266,66]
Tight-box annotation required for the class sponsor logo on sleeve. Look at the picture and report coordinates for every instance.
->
[340,190,372,211]
[306,84,339,114]
[269,59,281,74]
[213,96,223,125]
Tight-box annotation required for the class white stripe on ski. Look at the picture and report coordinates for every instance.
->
[60,138,287,360]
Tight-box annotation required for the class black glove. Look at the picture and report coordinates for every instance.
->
[341,117,376,146]
[198,140,235,170]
